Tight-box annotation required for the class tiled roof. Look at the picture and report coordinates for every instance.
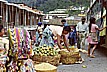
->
[0,0,44,15]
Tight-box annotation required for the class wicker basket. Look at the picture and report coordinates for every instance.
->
[35,63,57,72]
[59,48,81,64]
[36,69,57,72]
[32,54,61,66]
[69,48,79,52]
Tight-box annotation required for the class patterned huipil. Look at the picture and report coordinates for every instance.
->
[39,26,54,47]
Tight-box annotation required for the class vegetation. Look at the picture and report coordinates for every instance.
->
[7,0,90,15]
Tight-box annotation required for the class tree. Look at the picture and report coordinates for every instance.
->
[7,0,90,14]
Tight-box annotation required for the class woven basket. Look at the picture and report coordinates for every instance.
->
[36,69,57,72]
[59,48,81,64]
[32,54,61,66]
[69,48,79,52]
[35,63,57,72]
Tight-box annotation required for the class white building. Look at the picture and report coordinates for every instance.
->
[49,9,68,14]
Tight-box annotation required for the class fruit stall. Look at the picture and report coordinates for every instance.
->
[0,26,84,72]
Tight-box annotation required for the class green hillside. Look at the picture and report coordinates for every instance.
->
[7,0,90,14]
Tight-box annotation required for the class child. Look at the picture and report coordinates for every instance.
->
[87,17,107,58]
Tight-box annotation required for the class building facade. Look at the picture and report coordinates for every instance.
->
[0,0,44,29]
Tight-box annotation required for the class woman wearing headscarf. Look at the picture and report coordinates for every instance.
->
[40,25,71,51]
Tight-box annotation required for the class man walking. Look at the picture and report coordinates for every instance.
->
[76,17,88,49]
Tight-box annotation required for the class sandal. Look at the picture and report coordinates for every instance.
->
[87,54,90,57]
[90,55,95,58]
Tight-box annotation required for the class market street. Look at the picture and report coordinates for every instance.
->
[0,0,107,72]
[58,47,107,72]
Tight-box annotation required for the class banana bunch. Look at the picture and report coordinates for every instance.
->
[33,45,58,56]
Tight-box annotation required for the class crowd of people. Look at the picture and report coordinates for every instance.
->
[0,17,107,64]
[34,17,107,58]
[0,16,107,71]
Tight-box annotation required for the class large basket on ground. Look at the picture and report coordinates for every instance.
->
[35,63,57,72]
[59,48,81,64]
[32,54,61,66]
[36,69,57,72]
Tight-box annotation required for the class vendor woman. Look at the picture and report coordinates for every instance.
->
[40,25,71,50]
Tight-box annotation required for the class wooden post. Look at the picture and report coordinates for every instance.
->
[34,14,36,25]
[17,8,19,26]
[28,12,30,25]
[36,15,39,24]
[40,15,43,22]
[2,3,4,26]
[9,6,12,24]
[38,15,40,22]
[30,13,32,26]
[6,4,8,28]
[15,8,18,26]
[12,5,14,25]
[19,9,21,25]
[32,14,34,25]
[23,10,24,26]
[26,12,28,26]
[15,7,17,26]
[1,2,3,16]
[24,10,26,26]
[8,6,10,24]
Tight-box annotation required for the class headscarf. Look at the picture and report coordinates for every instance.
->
[38,22,42,26]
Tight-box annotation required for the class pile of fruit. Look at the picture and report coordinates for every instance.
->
[33,45,58,56]
[32,45,60,66]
